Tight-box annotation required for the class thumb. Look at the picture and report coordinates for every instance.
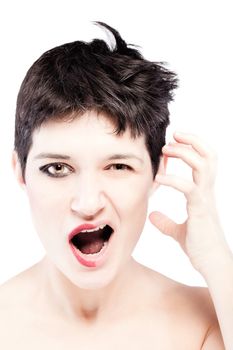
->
[149,211,186,244]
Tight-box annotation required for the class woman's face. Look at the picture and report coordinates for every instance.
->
[15,111,160,289]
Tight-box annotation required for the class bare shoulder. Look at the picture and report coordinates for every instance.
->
[166,277,224,348]
[0,264,41,345]
[142,264,216,320]
[139,264,221,347]
[0,263,39,313]
[167,277,217,321]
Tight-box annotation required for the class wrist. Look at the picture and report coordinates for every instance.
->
[195,245,233,280]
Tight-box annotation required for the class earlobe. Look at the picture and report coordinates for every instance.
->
[12,151,26,188]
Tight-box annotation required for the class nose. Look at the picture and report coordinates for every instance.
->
[70,173,106,219]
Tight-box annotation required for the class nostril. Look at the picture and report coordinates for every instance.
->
[71,200,105,217]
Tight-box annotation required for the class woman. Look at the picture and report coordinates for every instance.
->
[0,22,232,349]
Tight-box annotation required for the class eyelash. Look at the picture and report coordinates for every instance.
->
[39,163,73,178]
[39,162,133,178]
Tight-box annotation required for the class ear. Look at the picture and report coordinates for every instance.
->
[149,155,168,197]
[12,151,26,189]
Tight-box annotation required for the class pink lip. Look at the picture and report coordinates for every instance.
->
[68,224,98,241]
[68,221,116,268]
[68,221,114,242]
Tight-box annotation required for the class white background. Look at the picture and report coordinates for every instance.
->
[0,0,232,286]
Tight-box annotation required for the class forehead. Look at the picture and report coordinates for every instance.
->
[29,111,149,160]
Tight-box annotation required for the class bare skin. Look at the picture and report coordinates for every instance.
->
[2,115,227,347]
[0,257,223,350]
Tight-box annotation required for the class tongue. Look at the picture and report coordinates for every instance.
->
[80,238,105,254]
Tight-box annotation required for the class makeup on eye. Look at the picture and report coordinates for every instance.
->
[39,163,74,178]
[39,162,134,178]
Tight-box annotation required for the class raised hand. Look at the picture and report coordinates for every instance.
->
[149,131,230,273]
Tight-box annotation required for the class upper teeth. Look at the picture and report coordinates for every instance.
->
[79,224,106,233]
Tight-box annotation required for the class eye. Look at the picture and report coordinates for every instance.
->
[108,163,133,171]
[39,163,74,178]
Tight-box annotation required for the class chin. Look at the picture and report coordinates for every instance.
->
[73,255,129,291]
[71,269,118,291]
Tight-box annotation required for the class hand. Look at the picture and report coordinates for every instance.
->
[149,131,229,273]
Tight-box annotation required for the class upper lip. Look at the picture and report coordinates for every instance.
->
[68,221,114,242]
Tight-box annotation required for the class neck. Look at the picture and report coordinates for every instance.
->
[39,255,142,325]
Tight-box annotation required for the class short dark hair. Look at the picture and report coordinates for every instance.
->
[15,21,178,180]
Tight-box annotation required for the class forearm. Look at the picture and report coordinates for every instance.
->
[200,247,233,350]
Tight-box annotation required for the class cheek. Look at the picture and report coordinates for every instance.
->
[27,174,67,206]
[26,180,68,235]
[111,179,150,239]
[112,177,150,212]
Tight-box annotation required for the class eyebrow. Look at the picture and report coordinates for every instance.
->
[34,152,144,164]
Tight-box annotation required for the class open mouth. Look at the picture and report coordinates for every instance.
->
[70,225,114,255]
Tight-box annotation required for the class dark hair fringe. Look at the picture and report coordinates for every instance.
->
[15,21,178,179]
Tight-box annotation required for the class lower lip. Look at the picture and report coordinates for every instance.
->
[69,232,115,268]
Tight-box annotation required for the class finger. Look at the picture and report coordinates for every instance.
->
[162,144,203,171]
[149,211,187,249]
[173,132,216,158]
[149,211,179,237]
[155,174,202,205]
[162,142,217,186]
